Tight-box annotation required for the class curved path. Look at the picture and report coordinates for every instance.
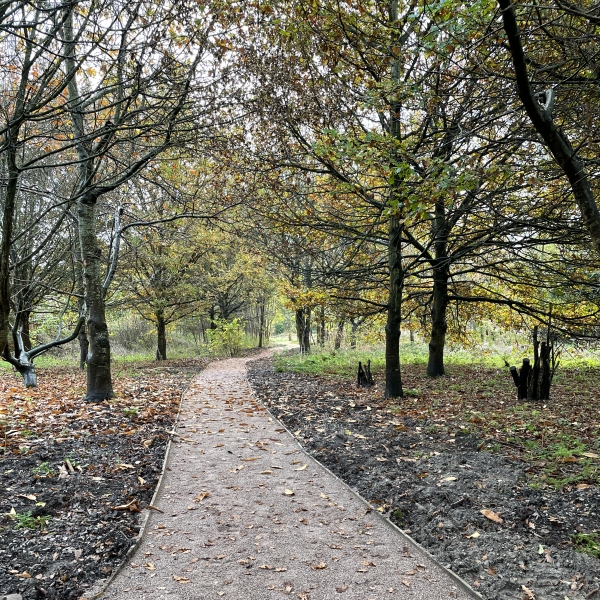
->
[99,354,480,600]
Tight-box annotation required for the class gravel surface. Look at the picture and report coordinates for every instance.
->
[102,353,477,600]
[246,356,600,600]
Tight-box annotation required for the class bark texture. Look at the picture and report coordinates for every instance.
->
[156,309,167,361]
[295,307,311,354]
[385,213,403,398]
[79,196,113,402]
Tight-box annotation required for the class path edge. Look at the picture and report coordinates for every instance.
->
[245,362,485,600]
[83,379,192,599]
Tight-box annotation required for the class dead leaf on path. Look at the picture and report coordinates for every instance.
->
[466,531,480,538]
[144,563,155,571]
[320,493,329,499]
[576,483,591,490]
[137,476,146,485]
[143,439,154,449]
[284,489,295,496]
[173,574,191,583]
[260,470,272,474]
[582,452,599,459]
[294,464,307,471]
[215,443,224,447]
[243,457,260,461]
[480,509,503,524]
[401,579,411,587]
[271,465,283,469]
[311,562,327,570]
[292,460,302,465]
[521,585,535,598]
[195,492,210,502]
[336,585,348,592]
[440,476,457,482]
[16,572,31,579]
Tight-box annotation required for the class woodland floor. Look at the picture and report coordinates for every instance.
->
[0,358,208,600]
[247,355,600,600]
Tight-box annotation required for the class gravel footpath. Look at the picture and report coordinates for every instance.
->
[96,353,480,600]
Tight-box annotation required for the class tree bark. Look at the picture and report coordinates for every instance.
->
[258,301,265,348]
[79,195,114,402]
[156,308,167,360]
[427,261,449,376]
[334,318,344,350]
[295,307,311,353]
[317,306,326,348]
[385,213,404,398]
[20,310,32,352]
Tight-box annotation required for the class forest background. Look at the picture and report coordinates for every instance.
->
[1,0,600,398]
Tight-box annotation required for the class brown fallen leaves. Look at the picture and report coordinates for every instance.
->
[480,509,503,524]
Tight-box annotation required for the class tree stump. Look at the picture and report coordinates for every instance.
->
[357,360,374,387]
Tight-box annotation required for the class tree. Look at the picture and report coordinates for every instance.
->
[498,0,600,253]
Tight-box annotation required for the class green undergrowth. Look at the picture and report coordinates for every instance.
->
[572,533,600,559]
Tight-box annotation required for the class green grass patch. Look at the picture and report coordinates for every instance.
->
[13,511,51,530]
[572,533,600,559]
[273,349,385,378]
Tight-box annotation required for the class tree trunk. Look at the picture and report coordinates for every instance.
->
[79,195,114,402]
[385,213,404,398]
[334,318,344,350]
[15,362,37,388]
[384,0,404,398]
[258,301,265,348]
[0,144,19,358]
[350,319,359,349]
[78,327,89,371]
[317,306,326,348]
[156,309,167,360]
[20,310,32,352]
[427,262,449,376]
[295,307,311,353]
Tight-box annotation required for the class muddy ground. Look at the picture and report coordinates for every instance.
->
[246,357,600,600]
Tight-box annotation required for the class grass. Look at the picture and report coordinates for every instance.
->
[572,533,600,559]
[13,511,51,530]
[32,462,54,476]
